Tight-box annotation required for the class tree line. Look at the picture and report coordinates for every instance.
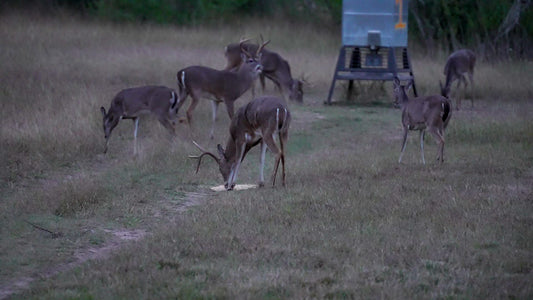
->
[2,0,531,58]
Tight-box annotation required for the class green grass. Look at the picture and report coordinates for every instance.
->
[1,11,532,299]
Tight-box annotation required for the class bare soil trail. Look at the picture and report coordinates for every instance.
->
[0,151,213,299]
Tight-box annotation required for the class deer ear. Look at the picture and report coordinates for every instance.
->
[217,144,225,158]
[405,81,413,92]
[393,77,401,87]
[100,107,106,117]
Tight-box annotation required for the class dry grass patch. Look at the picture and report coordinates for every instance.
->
[1,12,532,299]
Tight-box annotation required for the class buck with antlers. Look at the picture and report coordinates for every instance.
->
[100,85,179,154]
[175,39,269,139]
[224,40,304,103]
[190,96,291,191]
[393,77,452,164]
[440,49,476,110]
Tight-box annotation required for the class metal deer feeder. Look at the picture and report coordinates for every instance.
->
[326,0,417,104]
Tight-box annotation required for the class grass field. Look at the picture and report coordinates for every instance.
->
[1,12,532,299]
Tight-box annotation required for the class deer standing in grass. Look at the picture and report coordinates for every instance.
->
[224,40,304,103]
[440,49,476,110]
[175,39,269,139]
[190,96,291,191]
[100,85,179,154]
[393,77,452,164]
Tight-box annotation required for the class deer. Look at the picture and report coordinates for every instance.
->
[100,85,179,155]
[189,96,291,191]
[440,49,476,110]
[393,77,452,164]
[224,39,304,103]
[175,39,269,139]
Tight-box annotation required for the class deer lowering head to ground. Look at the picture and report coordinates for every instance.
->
[440,49,476,110]
[224,39,304,103]
[100,85,178,154]
[175,39,269,139]
[393,77,452,164]
[190,96,291,191]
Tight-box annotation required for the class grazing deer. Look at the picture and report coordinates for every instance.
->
[190,96,291,191]
[440,49,476,110]
[175,39,269,139]
[393,77,452,164]
[224,40,304,103]
[100,85,178,154]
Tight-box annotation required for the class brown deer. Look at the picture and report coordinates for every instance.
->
[190,96,291,191]
[224,40,303,103]
[100,85,179,154]
[175,39,269,139]
[393,77,452,164]
[440,49,476,110]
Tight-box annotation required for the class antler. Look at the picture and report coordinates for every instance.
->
[188,141,220,174]
[191,152,220,174]
[239,37,253,58]
[256,34,270,57]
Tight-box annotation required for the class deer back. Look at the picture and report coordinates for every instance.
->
[111,86,175,116]
[222,96,290,162]
[226,42,303,102]
[243,96,291,134]
[393,78,451,129]
[403,95,450,127]
[178,63,260,101]
[177,66,226,95]
[444,50,476,80]
[101,86,177,138]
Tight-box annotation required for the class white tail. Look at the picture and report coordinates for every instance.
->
[100,85,178,154]
[175,39,269,139]
[190,96,291,190]
[224,38,304,103]
[440,49,476,110]
[393,77,452,164]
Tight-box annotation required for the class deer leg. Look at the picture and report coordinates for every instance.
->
[419,130,426,164]
[461,75,469,109]
[398,127,409,163]
[279,131,287,187]
[158,117,176,136]
[227,143,247,190]
[184,93,200,139]
[263,133,282,186]
[258,141,267,187]
[104,138,109,154]
[133,117,139,155]
[455,80,462,110]
[428,127,445,163]
[224,100,235,120]
[210,100,219,139]
[468,72,474,108]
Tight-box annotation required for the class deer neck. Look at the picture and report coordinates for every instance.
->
[398,89,410,108]
[444,71,454,89]
[232,67,255,95]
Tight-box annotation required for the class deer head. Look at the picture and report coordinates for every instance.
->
[392,77,413,109]
[190,141,235,190]
[439,80,450,99]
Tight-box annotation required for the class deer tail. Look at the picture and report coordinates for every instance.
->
[442,100,451,129]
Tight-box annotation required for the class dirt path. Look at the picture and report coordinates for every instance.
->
[0,189,210,300]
